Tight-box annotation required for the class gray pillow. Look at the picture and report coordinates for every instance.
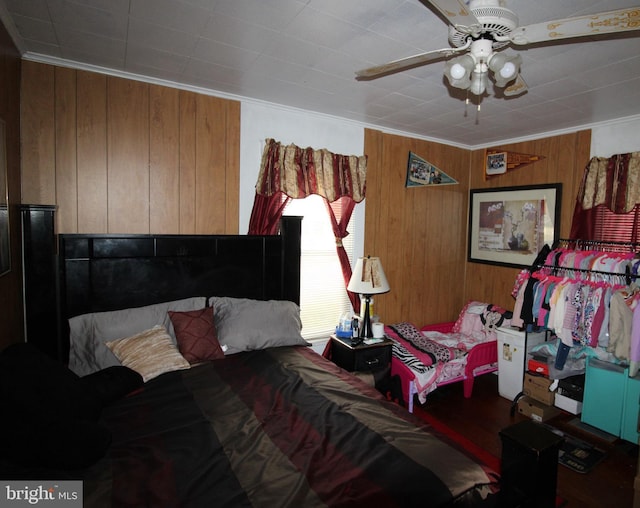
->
[68,297,206,376]
[209,297,309,355]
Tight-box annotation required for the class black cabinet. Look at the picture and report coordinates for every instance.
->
[21,205,59,360]
[499,420,564,508]
[330,335,392,376]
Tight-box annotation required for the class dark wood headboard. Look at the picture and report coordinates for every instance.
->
[56,216,302,362]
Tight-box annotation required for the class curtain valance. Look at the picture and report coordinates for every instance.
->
[578,152,640,213]
[255,138,367,203]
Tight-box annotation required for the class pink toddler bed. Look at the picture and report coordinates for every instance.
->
[386,301,512,413]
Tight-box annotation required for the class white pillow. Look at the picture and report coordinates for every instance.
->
[68,297,206,376]
[105,326,190,382]
[209,297,309,355]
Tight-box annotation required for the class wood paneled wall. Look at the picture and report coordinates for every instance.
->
[21,61,240,234]
[364,128,591,326]
[364,129,471,326]
[0,23,23,349]
[464,131,590,310]
[19,58,592,330]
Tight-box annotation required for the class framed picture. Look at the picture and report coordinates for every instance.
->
[485,151,507,176]
[468,183,562,268]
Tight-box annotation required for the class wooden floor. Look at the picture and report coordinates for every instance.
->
[417,373,638,508]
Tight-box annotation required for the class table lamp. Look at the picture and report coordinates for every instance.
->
[347,256,390,344]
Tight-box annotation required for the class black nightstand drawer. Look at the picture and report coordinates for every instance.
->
[354,346,391,372]
[330,335,393,374]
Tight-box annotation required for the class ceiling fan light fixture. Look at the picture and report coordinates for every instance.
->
[355,1,640,104]
[491,53,522,87]
[487,52,506,72]
[444,54,474,89]
[469,71,488,96]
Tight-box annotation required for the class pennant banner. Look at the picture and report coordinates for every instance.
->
[485,149,545,179]
[406,152,458,188]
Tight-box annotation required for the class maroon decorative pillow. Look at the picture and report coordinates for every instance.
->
[168,308,225,363]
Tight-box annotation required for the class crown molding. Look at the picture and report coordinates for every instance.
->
[21,52,640,152]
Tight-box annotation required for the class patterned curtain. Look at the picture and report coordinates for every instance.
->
[570,152,640,239]
[248,138,367,310]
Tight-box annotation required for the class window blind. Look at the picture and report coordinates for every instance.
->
[284,195,355,340]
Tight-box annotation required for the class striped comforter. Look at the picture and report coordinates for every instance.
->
[83,346,498,507]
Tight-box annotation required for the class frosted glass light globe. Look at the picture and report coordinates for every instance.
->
[500,62,517,79]
[450,63,467,80]
[469,73,487,95]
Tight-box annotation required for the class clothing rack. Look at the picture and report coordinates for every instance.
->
[512,238,640,373]
[553,238,640,253]
[535,239,640,285]
[533,264,633,286]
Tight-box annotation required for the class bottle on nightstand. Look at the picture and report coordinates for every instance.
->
[335,312,353,339]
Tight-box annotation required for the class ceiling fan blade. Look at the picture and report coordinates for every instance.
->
[422,0,482,35]
[355,44,469,81]
[510,7,640,45]
[503,74,528,97]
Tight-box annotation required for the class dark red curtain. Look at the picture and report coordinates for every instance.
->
[248,193,291,235]
[325,197,359,311]
[569,201,597,240]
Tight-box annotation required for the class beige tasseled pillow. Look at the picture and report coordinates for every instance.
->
[105,325,190,382]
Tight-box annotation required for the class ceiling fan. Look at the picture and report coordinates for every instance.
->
[356,0,640,98]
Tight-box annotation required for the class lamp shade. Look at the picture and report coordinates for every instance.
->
[347,256,390,295]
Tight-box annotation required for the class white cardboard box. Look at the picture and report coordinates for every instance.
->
[554,392,583,415]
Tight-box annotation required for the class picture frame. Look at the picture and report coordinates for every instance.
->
[468,183,561,268]
[485,151,507,176]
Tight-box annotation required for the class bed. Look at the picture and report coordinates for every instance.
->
[0,218,506,507]
[387,302,512,413]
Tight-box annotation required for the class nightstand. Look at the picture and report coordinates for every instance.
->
[329,334,393,378]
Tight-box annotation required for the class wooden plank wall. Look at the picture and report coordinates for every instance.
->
[0,22,23,350]
[364,129,471,326]
[20,58,592,328]
[465,131,591,310]
[21,61,240,235]
[364,128,591,327]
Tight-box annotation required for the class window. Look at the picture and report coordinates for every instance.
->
[284,195,357,341]
[593,204,640,243]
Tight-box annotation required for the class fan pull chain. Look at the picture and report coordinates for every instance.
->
[464,95,469,118]
[475,103,481,125]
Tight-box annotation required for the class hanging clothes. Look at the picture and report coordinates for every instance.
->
[512,240,640,371]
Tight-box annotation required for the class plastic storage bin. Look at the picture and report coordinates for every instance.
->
[582,357,640,443]
[496,327,546,401]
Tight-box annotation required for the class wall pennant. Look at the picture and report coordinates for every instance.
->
[406,152,458,188]
[484,149,545,179]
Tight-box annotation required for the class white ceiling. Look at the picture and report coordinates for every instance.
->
[1,0,640,148]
